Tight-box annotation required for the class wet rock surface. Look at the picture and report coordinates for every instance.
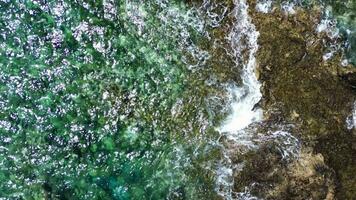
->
[186,1,356,199]
[244,0,356,199]
[223,120,335,199]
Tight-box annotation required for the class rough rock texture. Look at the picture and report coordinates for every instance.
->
[187,1,356,199]
[247,0,356,199]
[237,150,335,200]
[224,120,336,200]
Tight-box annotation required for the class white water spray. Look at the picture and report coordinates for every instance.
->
[220,0,262,135]
[346,101,356,130]
[215,0,263,199]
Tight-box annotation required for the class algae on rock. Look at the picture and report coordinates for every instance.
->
[246,0,356,198]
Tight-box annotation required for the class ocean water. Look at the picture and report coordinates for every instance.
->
[0,0,354,199]
[0,1,219,199]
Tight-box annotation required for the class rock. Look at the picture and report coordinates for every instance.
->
[246,0,356,199]
[339,66,356,89]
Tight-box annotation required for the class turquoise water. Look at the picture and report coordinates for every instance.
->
[0,1,222,199]
[0,0,354,199]
[326,0,356,64]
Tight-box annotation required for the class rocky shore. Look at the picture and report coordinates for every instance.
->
[236,0,356,199]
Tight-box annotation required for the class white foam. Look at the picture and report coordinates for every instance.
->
[200,0,229,27]
[219,0,262,133]
[255,0,272,13]
[323,51,335,61]
[316,18,339,39]
[316,19,331,33]
[316,9,342,62]
[216,165,234,196]
[236,185,261,200]
[341,59,349,66]
[103,0,117,20]
[346,101,356,130]
[281,2,296,14]
[261,130,301,161]
[215,0,263,198]
[126,2,146,35]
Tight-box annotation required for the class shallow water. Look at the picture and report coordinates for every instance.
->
[0,1,218,198]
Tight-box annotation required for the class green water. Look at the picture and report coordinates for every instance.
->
[325,0,356,64]
[0,0,221,199]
